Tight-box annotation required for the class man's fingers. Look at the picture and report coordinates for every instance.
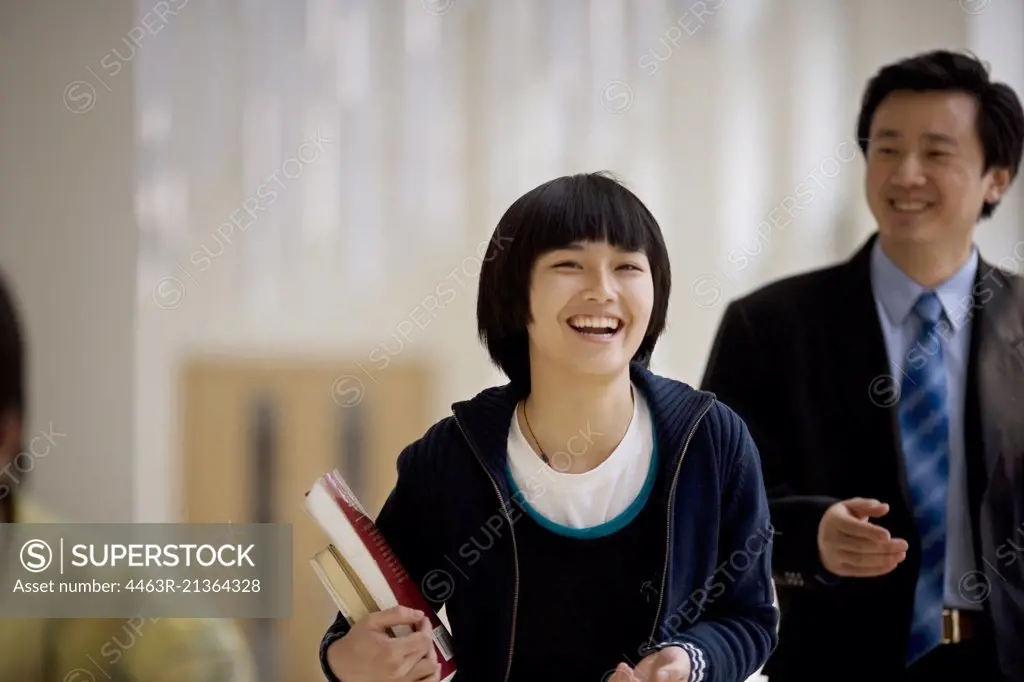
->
[843,497,890,519]
[833,513,893,542]
[833,560,901,577]
[835,547,906,568]
[833,531,908,553]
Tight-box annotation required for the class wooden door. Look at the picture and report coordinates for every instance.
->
[180,357,432,682]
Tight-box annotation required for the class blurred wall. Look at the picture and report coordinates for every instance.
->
[0,0,1021,526]
[133,0,1024,525]
[0,0,137,522]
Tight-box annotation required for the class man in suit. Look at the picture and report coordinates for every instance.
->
[701,50,1024,681]
[0,267,258,682]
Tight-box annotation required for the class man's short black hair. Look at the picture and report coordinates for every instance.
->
[856,49,1024,219]
[476,171,671,388]
[0,268,24,415]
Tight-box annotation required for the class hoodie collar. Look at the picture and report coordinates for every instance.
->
[450,362,713,498]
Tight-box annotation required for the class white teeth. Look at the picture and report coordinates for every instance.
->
[892,201,929,212]
[568,315,621,331]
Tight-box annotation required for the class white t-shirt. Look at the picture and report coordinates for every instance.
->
[506,387,656,532]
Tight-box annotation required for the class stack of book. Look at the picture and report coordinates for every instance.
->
[305,470,456,680]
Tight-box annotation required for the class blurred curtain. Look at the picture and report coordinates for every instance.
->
[134,0,852,333]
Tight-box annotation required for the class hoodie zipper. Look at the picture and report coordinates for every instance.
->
[452,408,519,682]
[648,396,715,646]
[453,394,713,676]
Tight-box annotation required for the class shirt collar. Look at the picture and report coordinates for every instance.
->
[869,238,979,330]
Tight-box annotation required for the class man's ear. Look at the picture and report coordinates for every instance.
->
[984,166,1013,204]
[0,409,21,467]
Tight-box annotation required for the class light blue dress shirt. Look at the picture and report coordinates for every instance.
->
[869,239,979,611]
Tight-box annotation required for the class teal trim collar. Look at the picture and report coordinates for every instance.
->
[505,425,659,540]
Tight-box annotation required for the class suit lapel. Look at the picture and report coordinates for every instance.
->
[963,262,1024,660]
[831,234,912,507]
[837,240,1024,516]
[965,261,1024,548]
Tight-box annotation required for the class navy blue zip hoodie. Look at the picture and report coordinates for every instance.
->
[319,363,779,682]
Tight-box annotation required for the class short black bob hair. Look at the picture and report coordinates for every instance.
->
[0,267,25,416]
[476,171,671,389]
[856,49,1024,220]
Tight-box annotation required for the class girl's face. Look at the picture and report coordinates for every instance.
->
[526,240,654,380]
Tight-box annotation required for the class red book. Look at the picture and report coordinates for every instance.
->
[305,470,456,681]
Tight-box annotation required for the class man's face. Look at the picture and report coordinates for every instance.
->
[865,90,1011,249]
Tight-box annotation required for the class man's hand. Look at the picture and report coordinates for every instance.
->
[817,498,908,578]
[325,606,440,682]
[609,646,691,681]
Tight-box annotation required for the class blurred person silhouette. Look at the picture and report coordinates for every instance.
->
[0,268,258,682]
[702,50,1024,681]
[320,172,779,682]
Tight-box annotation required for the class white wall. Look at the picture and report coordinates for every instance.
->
[0,0,137,522]
[135,0,1024,529]
[1,0,1021,529]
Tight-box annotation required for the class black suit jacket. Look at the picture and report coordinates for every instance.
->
[701,234,1024,681]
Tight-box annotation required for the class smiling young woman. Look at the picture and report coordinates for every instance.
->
[321,171,779,682]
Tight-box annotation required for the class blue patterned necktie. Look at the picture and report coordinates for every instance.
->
[899,292,950,666]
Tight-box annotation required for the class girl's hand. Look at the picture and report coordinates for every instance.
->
[609,646,691,681]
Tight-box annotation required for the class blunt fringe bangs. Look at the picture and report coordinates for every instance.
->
[476,171,671,388]
[856,49,1024,219]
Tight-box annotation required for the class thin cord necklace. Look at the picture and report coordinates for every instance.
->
[521,386,635,468]
[521,403,550,465]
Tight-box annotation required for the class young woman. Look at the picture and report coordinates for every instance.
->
[320,172,778,682]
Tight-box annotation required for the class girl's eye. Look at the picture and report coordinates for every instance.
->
[553,261,582,269]
[618,264,643,271]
